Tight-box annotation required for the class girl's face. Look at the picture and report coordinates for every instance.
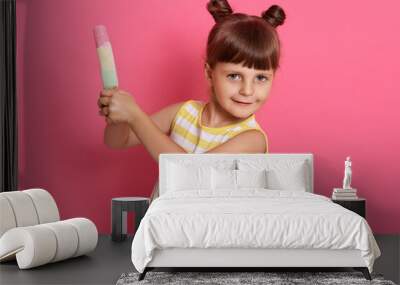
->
[205,61,274,119]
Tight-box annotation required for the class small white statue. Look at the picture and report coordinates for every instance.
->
[342,156,352,189]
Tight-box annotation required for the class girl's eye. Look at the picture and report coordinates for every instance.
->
[227,74,269,82]
[257,75,268,82]
[227,74,241,80]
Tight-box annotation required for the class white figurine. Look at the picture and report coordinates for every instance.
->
[342,156,352,189]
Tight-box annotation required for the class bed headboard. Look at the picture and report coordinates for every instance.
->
[159,153,314,195]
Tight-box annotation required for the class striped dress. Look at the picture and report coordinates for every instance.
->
[170,99,269,153]
[150,99,269,202]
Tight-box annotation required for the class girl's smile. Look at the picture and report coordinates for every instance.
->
[231,98,254,105]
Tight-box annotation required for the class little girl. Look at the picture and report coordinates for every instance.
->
[97,0,286,202]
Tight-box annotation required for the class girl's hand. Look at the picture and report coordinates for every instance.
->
[98,88,114,125]
[97,87,140,125]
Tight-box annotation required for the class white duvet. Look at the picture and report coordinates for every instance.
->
[131,189,381,273]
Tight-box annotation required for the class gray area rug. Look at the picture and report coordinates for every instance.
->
[116,271,396,285]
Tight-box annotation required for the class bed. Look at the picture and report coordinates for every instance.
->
[131,153,381,281]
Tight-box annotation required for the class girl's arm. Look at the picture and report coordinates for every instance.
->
[205,130,266,153]
[104,122,130,149]
[105,102,184,149]
[123,101,185,149]
[128,112,267,162]
[102,87,266,158]
[128,107,187,162]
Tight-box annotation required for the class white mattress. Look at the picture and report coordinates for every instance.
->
[131,189,381,273]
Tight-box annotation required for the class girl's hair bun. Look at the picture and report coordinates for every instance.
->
[207,0,233,23]
[261,5,286,28]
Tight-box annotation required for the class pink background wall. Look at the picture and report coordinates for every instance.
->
[16,0,399,234]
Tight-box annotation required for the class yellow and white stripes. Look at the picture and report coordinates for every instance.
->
[170,100,268,153]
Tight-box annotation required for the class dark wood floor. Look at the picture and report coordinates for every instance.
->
[0,235,134,285]
[0,235,398,285]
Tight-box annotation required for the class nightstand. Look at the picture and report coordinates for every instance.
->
[111,197,149,242]
[332,198,366,218]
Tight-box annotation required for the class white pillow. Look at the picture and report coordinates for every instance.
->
[166,162,212,191]
[237,159,308,191]
[266,168,306,191]
[211,168,237,190]
[236,169,268,188]
[211,168,268,190]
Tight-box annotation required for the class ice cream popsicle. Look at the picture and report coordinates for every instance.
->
[93,25,119,89]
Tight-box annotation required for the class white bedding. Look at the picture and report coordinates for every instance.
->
[131,189,381,273]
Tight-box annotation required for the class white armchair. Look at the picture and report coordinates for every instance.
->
[0,188,98,269]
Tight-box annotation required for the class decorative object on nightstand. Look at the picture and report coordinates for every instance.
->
[111,197,149,242]
[332,188,358,200]
[343,156,352,189]
[332,198,366,218]
[332,156,358,200]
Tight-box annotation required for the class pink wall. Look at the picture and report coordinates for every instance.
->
[16,0,400,234]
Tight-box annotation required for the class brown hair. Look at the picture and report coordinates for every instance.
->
[205,0,286,72]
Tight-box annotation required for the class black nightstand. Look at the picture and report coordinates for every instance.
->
[332,198,366,218]
[111,197,149,242]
